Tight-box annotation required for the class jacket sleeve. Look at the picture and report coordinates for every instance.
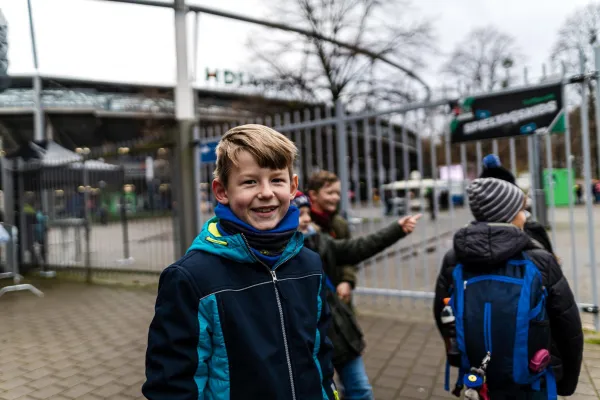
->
[538,251,583,396]
[142,265,207,400]
[433,250,456,338]
[330,222,407,266]
[317,274,338,399]
[333,216,358,289]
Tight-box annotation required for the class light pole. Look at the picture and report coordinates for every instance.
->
[172,0,198,256]
[26,0,44,141]
[0,8,8,92]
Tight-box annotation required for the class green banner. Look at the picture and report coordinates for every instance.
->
[450,81,564,143]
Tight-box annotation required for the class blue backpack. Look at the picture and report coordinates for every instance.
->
[444,253,557,400]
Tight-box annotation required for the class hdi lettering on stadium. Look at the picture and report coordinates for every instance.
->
[204,67,284,88]
[449,81,564,144]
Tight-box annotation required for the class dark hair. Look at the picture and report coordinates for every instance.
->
[306,170,339,194]
[479,165,516,185]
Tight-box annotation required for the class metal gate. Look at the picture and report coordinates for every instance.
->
[1,138,179,283]
[197,62,600,330]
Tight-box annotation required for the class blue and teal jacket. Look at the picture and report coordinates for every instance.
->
[142,209,337,400]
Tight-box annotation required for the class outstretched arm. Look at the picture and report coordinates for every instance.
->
[330,215,421,266]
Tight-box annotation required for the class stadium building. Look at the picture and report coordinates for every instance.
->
[0,74,419,200]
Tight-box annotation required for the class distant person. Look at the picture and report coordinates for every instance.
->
[34,204,48,265]
[99,203,108,225]
[384,187,394,216]
[440,190,449,210]
[426,187,436,221]
[575,184,582,205]
[479,154,554,254]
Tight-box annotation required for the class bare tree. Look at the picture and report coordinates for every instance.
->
[246,0,436,110]
[551,2,600,75]
[441,26,522,94]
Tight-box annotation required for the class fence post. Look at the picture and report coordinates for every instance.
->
[579,49,599,331]
[533,134,549,228]
[173,0,199,257]
[335,100,350,216]
[561,63,579,302]
[26,0,44,142]
[120,169,131,261]
[193,125,203,231]
[594,45,600,180]
[83,162,92,283]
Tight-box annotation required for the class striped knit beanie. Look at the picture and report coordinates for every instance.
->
[467,178,525,223]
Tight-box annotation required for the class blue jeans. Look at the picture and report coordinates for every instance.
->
[336,356,373,400]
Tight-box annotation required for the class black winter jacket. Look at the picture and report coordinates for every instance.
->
[524,220,554,254]
[433,222,583,397]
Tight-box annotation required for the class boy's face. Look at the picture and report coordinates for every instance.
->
[298,207,312,233]
[511,209,527,230]
[309,180,341,214]
[213,150,298,231]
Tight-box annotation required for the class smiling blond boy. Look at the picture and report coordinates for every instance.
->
[143,125,338,400]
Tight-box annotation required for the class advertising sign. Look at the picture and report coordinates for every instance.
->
[450,81,563,143]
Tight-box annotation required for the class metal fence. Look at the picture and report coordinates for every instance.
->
[2,71,599,329]
[194,102,473,316]
[0,0,593,334]
[0,139,178,282]
[194,65,600,330]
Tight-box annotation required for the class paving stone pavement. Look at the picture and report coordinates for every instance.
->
[0,282,598,400]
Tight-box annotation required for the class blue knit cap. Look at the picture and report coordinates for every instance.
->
[292,191,311,209]
[483,154,502,169]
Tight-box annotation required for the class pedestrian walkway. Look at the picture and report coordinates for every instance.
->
[0,282,597,400]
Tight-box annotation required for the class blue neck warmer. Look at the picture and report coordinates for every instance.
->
[214,203,299,266]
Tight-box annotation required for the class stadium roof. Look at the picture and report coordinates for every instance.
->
[3,73,319,112]
[0,73,323,152]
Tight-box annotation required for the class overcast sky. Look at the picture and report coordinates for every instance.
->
[0,0,596,90]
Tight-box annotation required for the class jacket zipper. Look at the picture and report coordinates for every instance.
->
[242,234,297,400]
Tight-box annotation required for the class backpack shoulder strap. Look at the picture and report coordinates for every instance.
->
[451,264,471,381]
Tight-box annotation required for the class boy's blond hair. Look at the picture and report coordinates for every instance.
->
[213,124,298,186]
[307,170,340,194]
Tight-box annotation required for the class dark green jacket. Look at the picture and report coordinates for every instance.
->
[304,221,408,367]
[329,214,357,287]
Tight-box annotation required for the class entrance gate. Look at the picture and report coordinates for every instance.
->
[197,66,600,330]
